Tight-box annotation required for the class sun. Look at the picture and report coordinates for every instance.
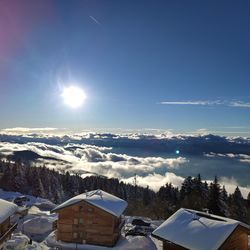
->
[61,86,87,108]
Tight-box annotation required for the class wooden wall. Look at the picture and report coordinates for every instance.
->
[219,225,249,250]
[56,201,121,247]
[163,240,187,250]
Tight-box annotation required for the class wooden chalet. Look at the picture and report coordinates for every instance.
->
[51,189,128,247]
[152,208,250,250]
[0,199,18,249]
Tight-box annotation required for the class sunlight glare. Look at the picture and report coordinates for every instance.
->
[61,86,86,108]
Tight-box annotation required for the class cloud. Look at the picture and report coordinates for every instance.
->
[229,101,250,108]
[204,152,250,164]
[219,177,250,198]
[0,127,62,134]
[89,15,101,26]
[122,172,185,191]
[160,101,221,106]
[2,127,59,132]
[0,141,188,179]
[160,100,250,108]
[0,132,249,197]
[0,132,249,156]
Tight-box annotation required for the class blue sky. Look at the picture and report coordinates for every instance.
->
[0,0,250,135]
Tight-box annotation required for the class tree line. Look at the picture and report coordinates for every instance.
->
[0,160,249,223]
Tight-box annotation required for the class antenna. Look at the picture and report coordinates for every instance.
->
[133,173,138,200]
[133,173,138,187]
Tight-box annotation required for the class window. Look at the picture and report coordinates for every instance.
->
[73,218,78,225]
[87,208,93,212]
[79,206,84,212]
[73,232,78,239]
[79,218,84,224]
[79,232,83,238]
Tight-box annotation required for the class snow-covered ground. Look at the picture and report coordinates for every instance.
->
[45,231,160,250]
[4,233,50,250]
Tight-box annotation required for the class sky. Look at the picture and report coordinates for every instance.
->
[0,0,250,136]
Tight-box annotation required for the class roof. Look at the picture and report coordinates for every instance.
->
[51,189,128,217]
[152,208,250,250]
[0,199,18,224]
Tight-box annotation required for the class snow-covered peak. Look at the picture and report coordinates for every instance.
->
[51,189,128,217]
[0,198,18,224]
[152,208,250,250]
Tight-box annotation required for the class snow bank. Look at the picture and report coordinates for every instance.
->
[45,231,157,250]
[23,217,53,235]
[18,206,57,242]
[3,233,29,250]
[0,189,55,210]
[4,233,49,250]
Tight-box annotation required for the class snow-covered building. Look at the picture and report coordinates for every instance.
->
[0,199,18,247]
[51,190,128,247]
[152,208,250,250]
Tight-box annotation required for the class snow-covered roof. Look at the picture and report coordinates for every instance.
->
[51,190,128,217]
[152,208,250,250]
[0,199,18,224]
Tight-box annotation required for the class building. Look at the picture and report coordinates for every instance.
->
[152,208,250,250]
[51,189,128,247]
[0,199,18,248]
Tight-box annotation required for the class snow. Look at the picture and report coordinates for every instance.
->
[0,198,18,224]
[152,208,250,250]
[3,233,49,250]
[23,217,53,235]
[3,233,29,250]
[0,189,55,210]
[0,187,161,250]
[18,205,57,242]
[51,189,128,217]
[45,231,157,250]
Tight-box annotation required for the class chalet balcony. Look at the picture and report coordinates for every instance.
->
[0,223,18,245]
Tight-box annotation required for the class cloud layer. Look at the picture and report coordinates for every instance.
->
[0,132,249,198]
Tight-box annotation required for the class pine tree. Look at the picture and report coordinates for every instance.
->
[220,185,230,216]
[230,186,247,222]
[1,162,13,190]
[191,174,204,210]
[247,192,250,207]
[142,185,151,206]
[208,176,224,216]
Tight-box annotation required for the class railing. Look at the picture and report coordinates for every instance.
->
[0,223,18,245]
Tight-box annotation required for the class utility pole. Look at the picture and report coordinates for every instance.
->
[133,173,138,197]
[133,173,138,187]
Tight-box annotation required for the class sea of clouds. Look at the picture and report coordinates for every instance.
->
[0,128,249,198]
